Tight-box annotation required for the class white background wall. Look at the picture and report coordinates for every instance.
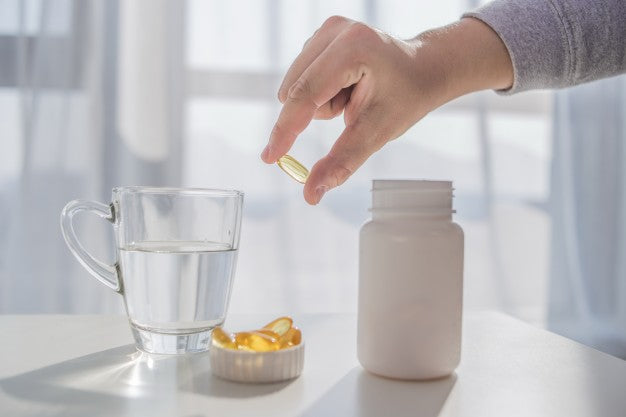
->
[0,0,553,328]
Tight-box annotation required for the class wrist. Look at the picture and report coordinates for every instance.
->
[410,18,513,104]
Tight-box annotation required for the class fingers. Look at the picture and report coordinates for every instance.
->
[265,18,388,204]
[303,118,382,205]
[313,87,352,120]
[262,30,368,163]
[261,79,319,163]
[277,16,352,103]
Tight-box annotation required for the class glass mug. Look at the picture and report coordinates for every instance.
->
[61,187,244,354]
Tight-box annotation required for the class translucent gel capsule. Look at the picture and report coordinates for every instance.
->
[278,327,302,348]
[277,155,309,184]
[263,316,293,337]
[235,331,281,352]
[255,329,280,339]
[212,327,236,349]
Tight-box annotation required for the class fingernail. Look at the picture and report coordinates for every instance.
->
[261,145,271,162]
[315,185,328,203]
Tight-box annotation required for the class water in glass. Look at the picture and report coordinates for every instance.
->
[119,241,237,334]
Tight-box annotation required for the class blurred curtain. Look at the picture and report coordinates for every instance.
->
[0,0,184,313]
[3,0,625,361]
[550,76,626,358]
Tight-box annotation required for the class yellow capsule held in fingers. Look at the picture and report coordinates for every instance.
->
[263,316,293,337]
[277,155,309,184]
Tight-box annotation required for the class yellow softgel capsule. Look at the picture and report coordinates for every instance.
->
[255,329,280,339]
[278,327,302,348]
[277,155,309,184]
[262,316,293,337]
[235,331,281,352]
[212,327,236,349]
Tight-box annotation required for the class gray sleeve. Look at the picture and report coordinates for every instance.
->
[462,0,626,94]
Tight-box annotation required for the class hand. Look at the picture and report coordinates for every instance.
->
[261,16,513,205]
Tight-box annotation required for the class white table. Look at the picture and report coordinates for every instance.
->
[1,312,625,416]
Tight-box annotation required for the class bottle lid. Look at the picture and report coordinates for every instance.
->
[371,179,454,215]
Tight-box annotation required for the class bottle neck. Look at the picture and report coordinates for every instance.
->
[370,180,454,221]
[371,209,452,221]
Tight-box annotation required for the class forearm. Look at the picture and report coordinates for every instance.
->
[464,0,626,94]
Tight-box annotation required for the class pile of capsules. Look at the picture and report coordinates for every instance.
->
[211,316,302,352]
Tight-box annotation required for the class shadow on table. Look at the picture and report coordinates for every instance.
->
[1,344,294,416]
[298,367,456,417]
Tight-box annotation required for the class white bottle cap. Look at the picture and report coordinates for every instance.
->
[371,180,453,215]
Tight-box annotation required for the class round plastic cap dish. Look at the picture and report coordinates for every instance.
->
[210,342,305,383]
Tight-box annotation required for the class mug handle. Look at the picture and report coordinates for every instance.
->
[60,199,122,293]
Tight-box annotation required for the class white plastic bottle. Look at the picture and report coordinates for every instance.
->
[357,180,464,380]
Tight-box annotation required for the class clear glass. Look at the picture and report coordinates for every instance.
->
[61,186,244,354]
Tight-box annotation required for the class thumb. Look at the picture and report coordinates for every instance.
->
[303,121,382,205]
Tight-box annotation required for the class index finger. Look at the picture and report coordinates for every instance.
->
[261,79,319,164]
[262,30,367,164]
[277,16,353,103]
